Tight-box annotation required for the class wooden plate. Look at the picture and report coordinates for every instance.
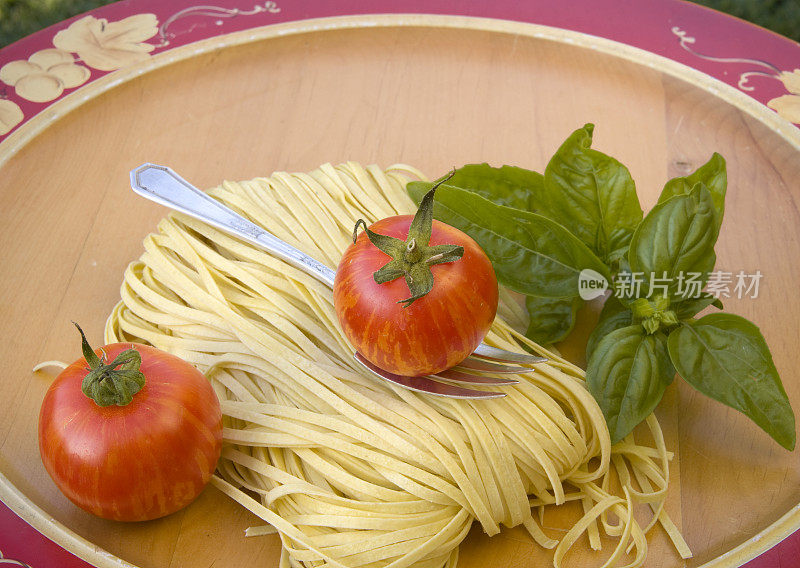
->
[1,3,799,568]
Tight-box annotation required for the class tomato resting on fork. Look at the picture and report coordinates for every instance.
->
[333,181,499,377]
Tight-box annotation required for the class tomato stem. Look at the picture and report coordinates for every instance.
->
[74,323,145,407]
[350,172,464,307]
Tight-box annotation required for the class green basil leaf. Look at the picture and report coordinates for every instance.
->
[525,295,582,344]
[407,181,610,298]
[673,292,723,320]
[628,184,718,299]
[587,325,675,443]
[543,124,643,264]
[586,296,633,360]
[658,153,726,227]
[434,163,545,212]
[667,314,796,450]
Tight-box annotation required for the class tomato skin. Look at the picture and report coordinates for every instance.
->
[38,343,222,522]
[334,215,498,376]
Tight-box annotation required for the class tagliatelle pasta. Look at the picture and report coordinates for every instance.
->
[104,162,689,568]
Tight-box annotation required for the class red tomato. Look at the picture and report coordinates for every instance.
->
[334,215,498,376]
[38,340,222,522]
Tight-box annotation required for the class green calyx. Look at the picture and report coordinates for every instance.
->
[352,174,464,307]
[74,323,145,407]
[630,296,678,334]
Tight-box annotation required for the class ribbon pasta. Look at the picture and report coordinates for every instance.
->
[104,162,689,568]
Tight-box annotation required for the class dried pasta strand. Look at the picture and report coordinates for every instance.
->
[105,162,687,568]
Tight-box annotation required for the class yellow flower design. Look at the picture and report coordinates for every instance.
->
[53,14,158,72]
[0,48,90,103]
[768,69,800,124]
[0,99,24,135]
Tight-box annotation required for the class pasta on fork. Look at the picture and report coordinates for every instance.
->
[106,162,688,568]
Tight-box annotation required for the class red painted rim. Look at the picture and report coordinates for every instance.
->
[1,1,798,566]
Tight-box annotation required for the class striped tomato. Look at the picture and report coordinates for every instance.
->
[38,325,222,521]
[334,184,498,377]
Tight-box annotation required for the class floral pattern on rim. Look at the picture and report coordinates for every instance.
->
[0,13,159,125]
[52,14,159,72]
[0,48,90,103]
[156,1,280,47]
[0,96,24,136]
[672,27,800,125]
[0,2,282,140]
[768,70,800,124]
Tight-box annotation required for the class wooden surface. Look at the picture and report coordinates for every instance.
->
[0,22,798,568]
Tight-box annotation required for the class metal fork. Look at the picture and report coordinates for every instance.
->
[129,164,547,399]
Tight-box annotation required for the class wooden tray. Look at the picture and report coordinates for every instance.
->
[1,2,799,567]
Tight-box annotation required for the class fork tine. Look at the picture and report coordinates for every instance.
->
[471,343,547,364]
[433,368,518,386]
[456,358,533,374]
[354,353,504,399]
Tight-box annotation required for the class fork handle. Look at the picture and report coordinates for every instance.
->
[130,163,337,288]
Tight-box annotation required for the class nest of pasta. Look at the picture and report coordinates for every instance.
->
[105,163,688,568]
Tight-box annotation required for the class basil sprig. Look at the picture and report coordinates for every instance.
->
[407,124,795,450]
